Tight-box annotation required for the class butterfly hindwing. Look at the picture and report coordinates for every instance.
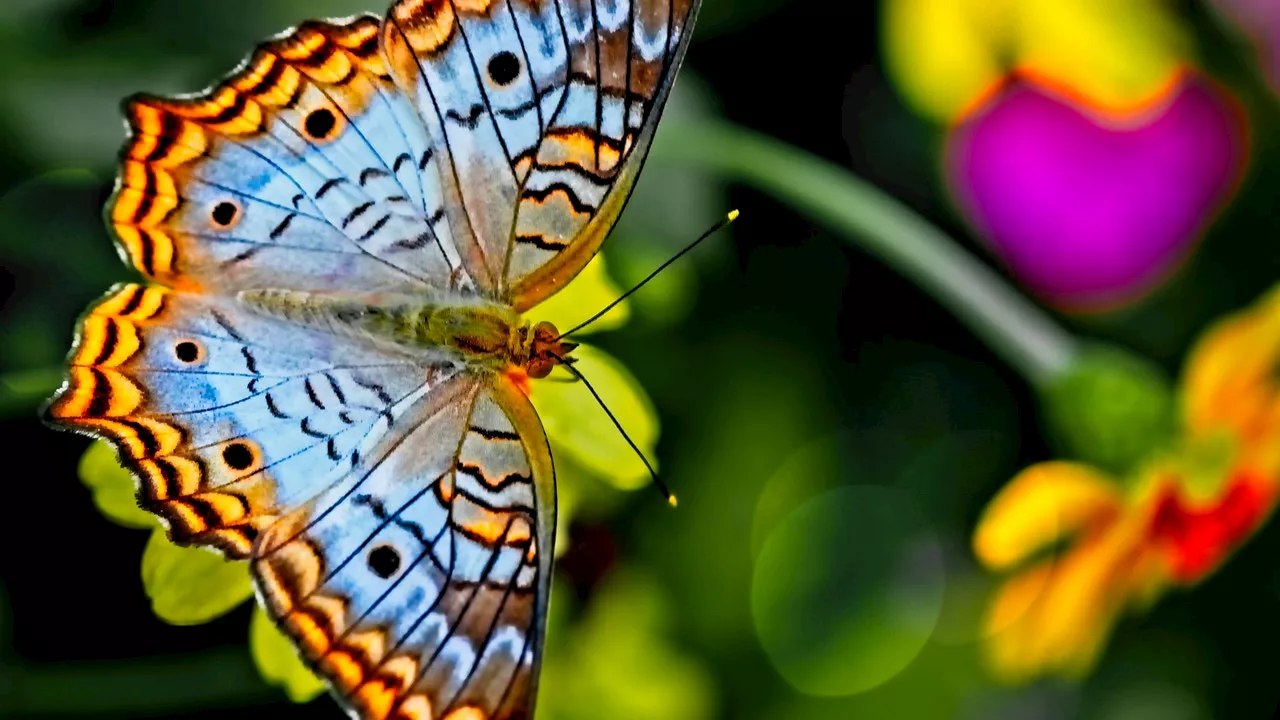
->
[45,283,439,557]
[382,0,701,308]
[111,15,468,294]
[252,372,555,720]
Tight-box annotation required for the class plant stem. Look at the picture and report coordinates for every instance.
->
[654,119,1079,387]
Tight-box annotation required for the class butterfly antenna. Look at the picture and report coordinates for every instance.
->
[558,210,741,340]
[559,360,678,508]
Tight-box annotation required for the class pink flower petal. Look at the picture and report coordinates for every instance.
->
[947,72,1247,310]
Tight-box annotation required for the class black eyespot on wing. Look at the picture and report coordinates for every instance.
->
[174,341,201,363]
[367,544,401,579]
[222,442,254,471]
[487,51,521,87]
[211,201,239,227]
[304,108,337,140]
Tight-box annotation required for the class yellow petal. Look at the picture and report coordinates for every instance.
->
[529,343,659,490]
[1182,284,1280,437]
[140,527,253,625]
[974,462,1121,570]
[984,562,1053,681]
[79,440,157,529]
[1014,0,1190,114]
[1023,527,1138,678]
[882,0,1190,123]
[250,605,327,704]
[883,0,1010,123]
[532,253,630,337]
[984,511,1163,682]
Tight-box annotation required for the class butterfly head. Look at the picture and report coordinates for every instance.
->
[521,321,577,379]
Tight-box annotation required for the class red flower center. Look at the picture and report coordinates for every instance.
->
[1149,472,1276,583]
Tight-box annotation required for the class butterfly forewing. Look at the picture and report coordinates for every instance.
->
[252,373,555,720]
[111,15,469,294]
[382,0,701,309]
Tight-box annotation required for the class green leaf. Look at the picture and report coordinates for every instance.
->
[141,528,253,626]
[532,254,630,336]
[250,606,326,704]
[529,344,658,490]
[78,440,158,530]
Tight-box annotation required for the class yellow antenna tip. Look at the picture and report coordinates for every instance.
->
[727,209,741,222]
[668,494,679,508]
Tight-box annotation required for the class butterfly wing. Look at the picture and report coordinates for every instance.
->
[45,284,439,557]
[252,371,555,720]
[112,15,472,294]
[382,0,702,309]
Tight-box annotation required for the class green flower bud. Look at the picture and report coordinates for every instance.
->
[1041,344,1176,475]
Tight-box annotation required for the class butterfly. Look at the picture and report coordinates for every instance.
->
[43,1,700,718]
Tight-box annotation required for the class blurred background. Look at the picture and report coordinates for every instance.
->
[4,0,1280,718]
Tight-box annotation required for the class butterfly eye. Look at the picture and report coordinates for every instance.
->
[221,441,258,472]
[173,340,204,364]
[210,200,241,228]
[487,51,521,87]
[367,544,401,578]
[304,108,338,141]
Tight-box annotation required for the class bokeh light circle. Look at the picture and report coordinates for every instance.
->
[751,485,945,697]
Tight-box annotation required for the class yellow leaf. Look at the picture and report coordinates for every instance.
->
[533,254,630,337]
[140,528,253,625]
[250,606,327,704]
[79,440,157,530]
[529,344,658,490]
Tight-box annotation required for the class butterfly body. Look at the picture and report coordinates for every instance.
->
[238,289,574,378]
[46,2,701,718]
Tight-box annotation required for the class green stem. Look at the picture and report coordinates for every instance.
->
[655,119,1079,387]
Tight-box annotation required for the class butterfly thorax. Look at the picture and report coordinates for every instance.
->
[238,288,576,377]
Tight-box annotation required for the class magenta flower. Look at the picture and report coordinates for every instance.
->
[946,70,1248,310]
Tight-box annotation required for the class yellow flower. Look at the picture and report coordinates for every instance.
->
[76,253,661,702]
[973,286,1280,682]
[882,0,1192,123]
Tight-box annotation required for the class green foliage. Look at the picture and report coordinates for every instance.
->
[751,486,944,697]
[140,529,253,626]
[535,254,631,335]
[531,344,660,490]
[538,573,717,720]
[78,440,157,530]
[249,607,326,704]
[1042,344,1177,476]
